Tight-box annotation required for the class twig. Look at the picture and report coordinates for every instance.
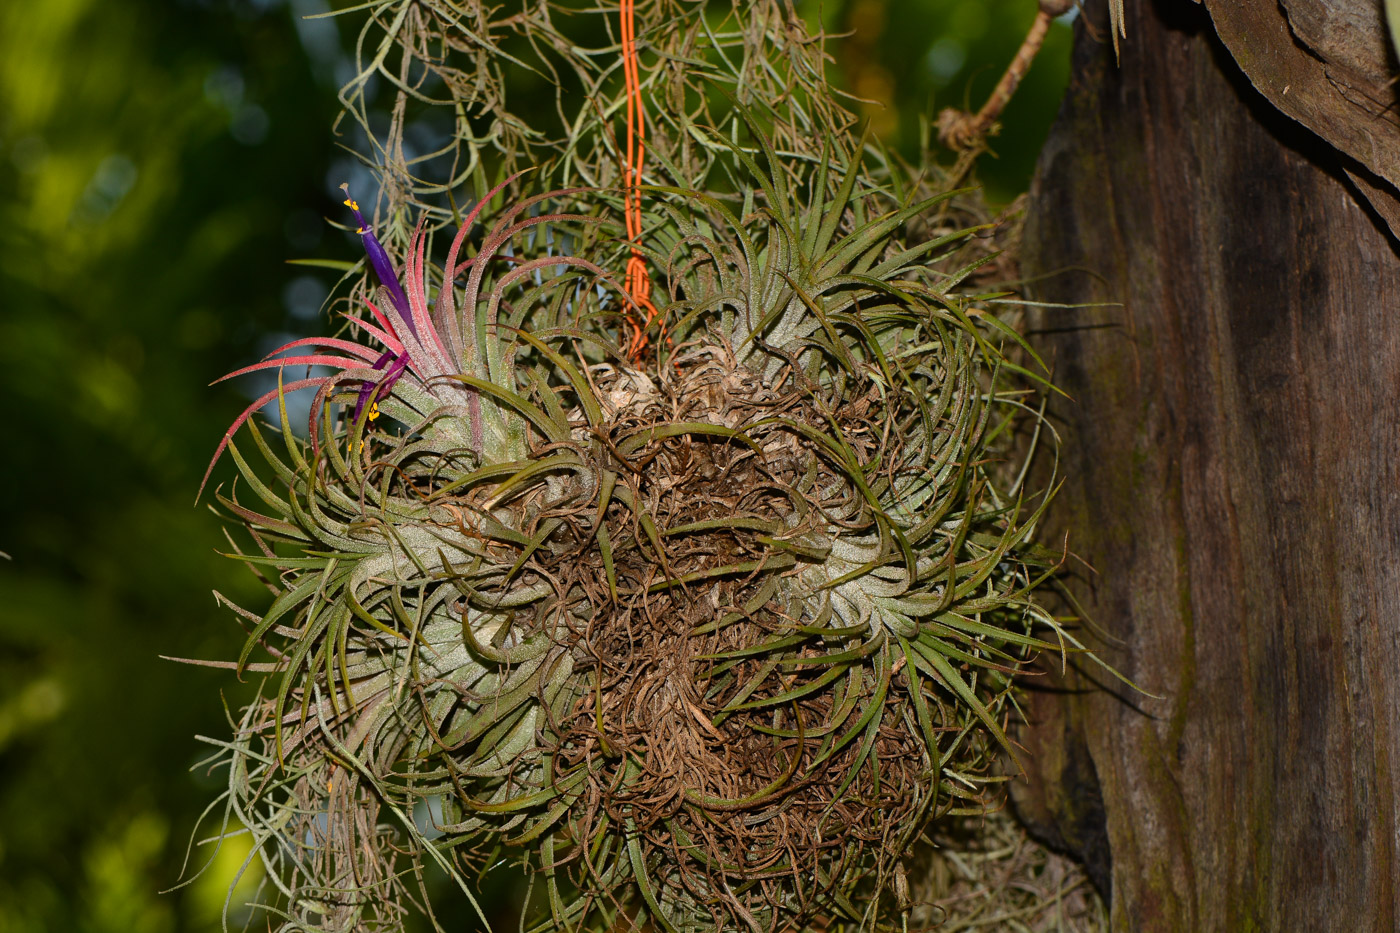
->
[938,0,1073,152]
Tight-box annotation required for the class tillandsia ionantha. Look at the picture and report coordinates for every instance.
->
[189,2,1105,932]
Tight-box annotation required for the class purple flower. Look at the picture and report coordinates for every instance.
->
[342,187,429,419]
[200,171,598,500]
[340,185,416,341]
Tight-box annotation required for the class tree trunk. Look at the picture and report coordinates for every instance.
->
[1017,0,1400,929]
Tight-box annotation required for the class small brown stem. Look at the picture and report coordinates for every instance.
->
[938,7,1055,151]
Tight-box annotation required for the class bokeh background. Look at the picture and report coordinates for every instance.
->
[0,1,1071,929]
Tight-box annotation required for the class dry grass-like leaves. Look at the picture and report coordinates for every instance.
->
[911,806,1107,932]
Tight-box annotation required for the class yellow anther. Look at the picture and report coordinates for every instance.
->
[344,198,359,210]
[356,226,367,235]
[368,402,380,421]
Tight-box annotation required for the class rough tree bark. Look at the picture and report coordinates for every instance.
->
[1015,0,1400,928]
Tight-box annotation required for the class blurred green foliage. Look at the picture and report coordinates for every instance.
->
[0,0,1070,929]
[0,0,337,928]
[826,0,1073,203]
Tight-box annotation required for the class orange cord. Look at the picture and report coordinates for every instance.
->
[621,0,660,361]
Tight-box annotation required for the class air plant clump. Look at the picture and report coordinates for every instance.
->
[191,2,1089,931]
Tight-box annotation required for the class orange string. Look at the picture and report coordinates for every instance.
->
[621,0,660,361]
